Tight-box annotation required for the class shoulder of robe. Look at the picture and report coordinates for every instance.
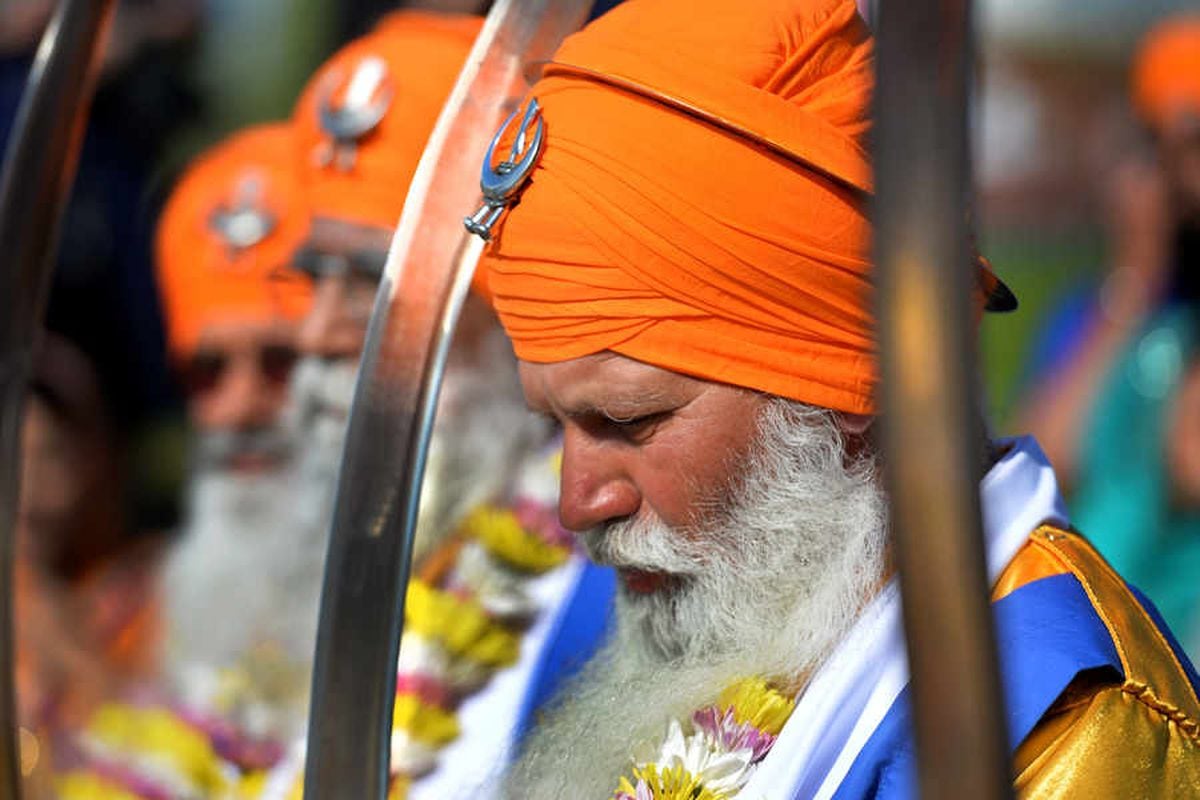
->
[998,526,1200,799]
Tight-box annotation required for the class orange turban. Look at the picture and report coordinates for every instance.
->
[478,0,879,414]
[156,123,312,359]
[1132,14,1200,132]
[292,11,481,230]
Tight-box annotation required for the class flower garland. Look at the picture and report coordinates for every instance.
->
[56,700,274,800]
[385,447,574,791]
[266,445,575,799]
[613,677,797,800]
[57,465,572,800]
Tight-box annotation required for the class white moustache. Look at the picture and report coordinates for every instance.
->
[579,517,708,578]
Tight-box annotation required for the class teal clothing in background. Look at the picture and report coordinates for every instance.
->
[1073,305,1200,655]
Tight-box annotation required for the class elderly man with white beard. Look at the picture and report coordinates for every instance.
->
[153,124,318,726]
[42,125,320,799]
[459,0,1200,797]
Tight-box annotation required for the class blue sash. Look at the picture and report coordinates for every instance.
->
[514,561,617,741]
[830,573,1123,800]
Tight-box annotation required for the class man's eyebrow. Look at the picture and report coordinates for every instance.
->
[554,389,673,420]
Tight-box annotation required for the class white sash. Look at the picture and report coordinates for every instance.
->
[736,436,1069,799]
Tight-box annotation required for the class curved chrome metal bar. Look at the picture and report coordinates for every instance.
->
[303,3,593,797]
[0,1,116,796]
[873,1,1012,799]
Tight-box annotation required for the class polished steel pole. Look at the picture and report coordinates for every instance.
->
[873,0,1013,798]
[0,2,116,797]
[303,3,593,797]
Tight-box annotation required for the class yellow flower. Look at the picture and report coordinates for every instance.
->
[392,694,460,746]
[404,579,519,666]
[717,677,796,736]
[84,703,230,794]
[238,769,268,797]
[56,771,145,800]
[388,773,411,799]
[614,762,729,800]
[462,506,570,573]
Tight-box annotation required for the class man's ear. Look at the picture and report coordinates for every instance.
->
[836,412,875,436]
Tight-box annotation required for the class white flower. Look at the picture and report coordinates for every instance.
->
[396,633,450,678]
[653,719,757,796]
[451,541,536,619]
[390,728,439,777]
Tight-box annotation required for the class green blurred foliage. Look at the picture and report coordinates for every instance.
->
[981,227,1106,431]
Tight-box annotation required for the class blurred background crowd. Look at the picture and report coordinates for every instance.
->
[2,0,1199,795]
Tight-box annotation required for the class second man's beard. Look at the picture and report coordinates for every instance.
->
[162,336,548,738]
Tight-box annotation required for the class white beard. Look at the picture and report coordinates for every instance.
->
[506,399,889,799]
[161,361,352,739]
[282,324,546,566]
[160,446,333,739]
[162,319,546,738]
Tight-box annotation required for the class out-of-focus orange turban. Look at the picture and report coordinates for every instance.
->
[478,0,880,414]
[156,124,312,359]
[292,11,481,231]
[1132,14,1200,132]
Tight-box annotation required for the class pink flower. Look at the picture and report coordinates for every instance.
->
[692,706,777,763]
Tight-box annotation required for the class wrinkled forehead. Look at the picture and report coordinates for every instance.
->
[518,352,712,414]
[194,316,298,352]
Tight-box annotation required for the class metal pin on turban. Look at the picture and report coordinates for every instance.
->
[315,56,394,171]
[464,97,544,240]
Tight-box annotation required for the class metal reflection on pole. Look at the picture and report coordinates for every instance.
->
[302,2,593,798]
[0,1,117,797]
[872,1,1013,798]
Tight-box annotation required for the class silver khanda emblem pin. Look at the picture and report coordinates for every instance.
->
[464,98,544,241]
[208,171,277,254]
[314,56,393,171]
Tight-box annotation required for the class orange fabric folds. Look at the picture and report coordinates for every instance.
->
[479,0,878,414]
[1132,14,1200,131]
[156,123,312,358]
[292,11,481,230]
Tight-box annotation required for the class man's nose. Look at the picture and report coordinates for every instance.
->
[204,356,281,431]
[557,428,641,532]
[297,277,364,360]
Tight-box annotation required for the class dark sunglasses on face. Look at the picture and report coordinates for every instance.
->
[290,245,388,283]
[181,343,299,398]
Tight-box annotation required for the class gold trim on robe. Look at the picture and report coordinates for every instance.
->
[994,526,1200,798]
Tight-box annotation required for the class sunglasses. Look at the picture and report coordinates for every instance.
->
[181,343,299,398]
[291,246,388,283]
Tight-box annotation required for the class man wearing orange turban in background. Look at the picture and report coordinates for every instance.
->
[457,1,1200,797]
[154,123,328,723]
[45,125,316,800]
[157,123,312,473]
[259,12,610,799]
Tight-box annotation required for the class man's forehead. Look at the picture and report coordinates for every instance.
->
[518,352,700,412]
[196,317,296,349]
